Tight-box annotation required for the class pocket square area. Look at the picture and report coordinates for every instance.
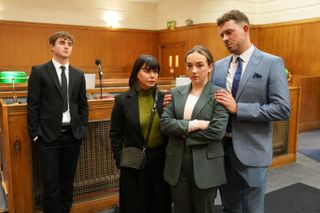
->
[253,73,262,78]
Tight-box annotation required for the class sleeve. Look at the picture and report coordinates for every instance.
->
[187,103,228,143]
[109,95,125,168]
[160,91,189,137]
[78,72,88,127]
[27,66,41,139]
[237,57,291,121]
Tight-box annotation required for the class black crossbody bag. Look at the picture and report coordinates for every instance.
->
[119,91,158,170]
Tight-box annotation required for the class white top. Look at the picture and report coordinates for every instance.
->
[183,94,199,120]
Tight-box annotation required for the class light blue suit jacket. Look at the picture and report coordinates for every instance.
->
[161,82,228,189]
[212,47,291,167]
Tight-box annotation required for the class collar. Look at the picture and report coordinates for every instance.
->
[232,44,255,63]
[137,87,155,97]
[52,58,69,71]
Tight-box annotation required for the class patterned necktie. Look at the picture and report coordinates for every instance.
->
[60,66,68,112]
[226,57,243,133]
[231,57,243,98]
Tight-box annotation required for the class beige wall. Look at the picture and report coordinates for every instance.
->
[0,0,319,30]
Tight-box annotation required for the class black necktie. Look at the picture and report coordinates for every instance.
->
[60,66,68,112]
[226,57,243,133]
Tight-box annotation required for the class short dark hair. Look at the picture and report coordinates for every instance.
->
[128,55,160,88]
[216,10,250,26]
[185,45,214,66]
[49,31,74,45]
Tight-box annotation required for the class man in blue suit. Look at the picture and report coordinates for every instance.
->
[212,10,291,213]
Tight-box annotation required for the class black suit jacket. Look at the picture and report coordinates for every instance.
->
[27,61,88,142]
[109,87,166,166]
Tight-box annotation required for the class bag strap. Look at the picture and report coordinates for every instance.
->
[143,90,158,151]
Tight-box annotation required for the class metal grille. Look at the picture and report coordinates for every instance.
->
[272,119,289,156]
[31,120,119,210]
[30,119,289,210]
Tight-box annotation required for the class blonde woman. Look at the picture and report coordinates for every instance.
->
[161,45,228,213]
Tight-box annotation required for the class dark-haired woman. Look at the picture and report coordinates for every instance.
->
[110,55,171,213]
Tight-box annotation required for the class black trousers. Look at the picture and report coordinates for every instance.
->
[119,146,172,213]
[38,128,81,213]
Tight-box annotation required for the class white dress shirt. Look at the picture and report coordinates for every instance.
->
[52,59,71,124]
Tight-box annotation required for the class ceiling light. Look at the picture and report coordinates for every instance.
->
[103,11,121,28]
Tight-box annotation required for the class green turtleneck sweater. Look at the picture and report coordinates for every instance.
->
[137,89,162,148]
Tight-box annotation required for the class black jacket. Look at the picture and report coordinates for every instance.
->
[27,61,88,142]
[109,87,166,167]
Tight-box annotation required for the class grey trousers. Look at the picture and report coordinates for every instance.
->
[220,138,268,213]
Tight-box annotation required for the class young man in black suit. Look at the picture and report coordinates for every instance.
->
[27,31,88,213]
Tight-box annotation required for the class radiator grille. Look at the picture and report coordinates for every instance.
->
[31,120,119,210]
[272,120,289,156]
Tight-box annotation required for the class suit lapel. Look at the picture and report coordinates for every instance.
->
[47,61,64,97]
[219,56,232,88]
[192,82,212,119]
[236,48,263,100]
[175,84,191,119]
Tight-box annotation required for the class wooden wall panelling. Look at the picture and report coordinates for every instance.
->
[159,24,229,64]
[253,19,320,76]
[0,21,159,79]
[1,19,320,77]
[250,27,260,47]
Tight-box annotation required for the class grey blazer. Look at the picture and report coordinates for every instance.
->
[160,82,228,189]
[212,47,291,167]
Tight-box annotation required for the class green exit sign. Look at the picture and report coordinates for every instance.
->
[167,20,176,30]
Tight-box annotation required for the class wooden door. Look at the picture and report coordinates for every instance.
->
[159,42,186,78]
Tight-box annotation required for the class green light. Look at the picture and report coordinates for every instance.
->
[0,71,27,83]
[0,71,27,104]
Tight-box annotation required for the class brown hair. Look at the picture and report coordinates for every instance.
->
[216,10,250,26]
[49,31,74,45]
[185,45,214,66]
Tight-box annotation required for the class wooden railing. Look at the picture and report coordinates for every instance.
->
[289,74,320,131]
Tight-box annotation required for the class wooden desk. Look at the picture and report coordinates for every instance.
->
[270,86,301,168]
[0,87,301,212]
[289,74,320,131]
[0,99,119,213]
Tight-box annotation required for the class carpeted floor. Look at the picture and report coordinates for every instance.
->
[212,182,320,213]
[265,182,320,213]
[110,182,320,213]
[298,148,320,162]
